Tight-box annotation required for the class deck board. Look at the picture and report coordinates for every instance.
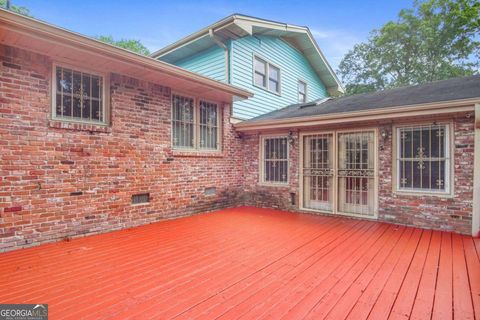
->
[0,207,477,320]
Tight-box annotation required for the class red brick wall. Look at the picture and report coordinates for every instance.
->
[242,119,474,235]
[0,45,245,251]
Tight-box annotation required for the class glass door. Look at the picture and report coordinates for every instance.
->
[337,131,376,216]
[302,134,334,212]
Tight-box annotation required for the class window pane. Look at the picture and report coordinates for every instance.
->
[268,79,279,92]
[172,94,194,148]
[268,65,280,93]
[254,58,266,75]
[254,72,266,87]
[398,125,448,192]
[298,81,306,94]
[199,101,218,150]
[55,66,104,123]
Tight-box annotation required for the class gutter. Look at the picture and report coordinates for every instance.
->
[235,98,480,131]
[209,28,230,84]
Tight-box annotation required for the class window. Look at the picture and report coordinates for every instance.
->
[172,94,220,151]
[298,81,307,103]
[254,57,267,88]
[396,124,450,194]
[53,65,105,123]
[253,56,280,94]
[261,136,289,184]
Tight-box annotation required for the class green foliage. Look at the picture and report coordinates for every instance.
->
[0,0,32,16]
[338,0,480,95]
[96,35,150,56]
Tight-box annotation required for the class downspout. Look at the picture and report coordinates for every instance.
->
[209,28,230,84]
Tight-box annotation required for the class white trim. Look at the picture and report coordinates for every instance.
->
[235,99,478,131]
[392,122,454,197]
[51,62,109,125]
[473,103,480,236]
[259,134,289,186]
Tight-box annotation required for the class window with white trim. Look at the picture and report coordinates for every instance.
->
[396,124,450,193]
[298,81,307,103]
[53,65,105,123]
[261,136,289,184]
[253,56,280,94]
[172,94,220,151]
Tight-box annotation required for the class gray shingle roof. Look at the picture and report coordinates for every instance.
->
[245,75,480,123]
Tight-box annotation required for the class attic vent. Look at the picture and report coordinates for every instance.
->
[132,193,150,204]
[300,97,333,108]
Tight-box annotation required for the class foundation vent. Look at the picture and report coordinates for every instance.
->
[132,193,150,204]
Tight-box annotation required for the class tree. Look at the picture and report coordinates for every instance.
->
[0,0,31,16]
[96,36,150,56]
[338,0,480,95]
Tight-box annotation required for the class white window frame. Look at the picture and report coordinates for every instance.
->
[259,134,289,186]
[298,80,307,103]
[51,62,109,125]
[171,92,222,152]
[253,55,281,95]
[394,122,453,196]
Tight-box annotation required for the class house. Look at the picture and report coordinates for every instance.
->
[152,14,343,121]
[0,8,479,254]
[236,76,480,236]
[0,9,251,251]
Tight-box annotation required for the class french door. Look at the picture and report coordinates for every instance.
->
[301,130,377,218]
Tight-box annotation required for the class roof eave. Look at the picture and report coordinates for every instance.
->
[0,9,252,100]
[235,97,480,131]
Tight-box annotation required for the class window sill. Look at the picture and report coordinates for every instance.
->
[258,182,290,188]
[49,120,111,133]
[171,149,224,158]
[393,190,454,199]
[253,83,281,97]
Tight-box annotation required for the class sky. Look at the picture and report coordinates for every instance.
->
[14,0,413,70]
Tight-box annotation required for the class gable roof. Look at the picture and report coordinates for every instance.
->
[0,9,252,103]
[236,75,480,130]
[151,14,344,96]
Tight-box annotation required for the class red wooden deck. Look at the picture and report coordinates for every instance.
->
[0,207,479,320]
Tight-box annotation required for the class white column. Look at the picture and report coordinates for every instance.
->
[473,103,480,237]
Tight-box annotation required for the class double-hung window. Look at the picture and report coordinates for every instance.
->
[253,56,280,94]
[261,136,289,184]
[396,124,451,194]
[53,65,106,124]
[298,81,307,103]
[172,94,220,151]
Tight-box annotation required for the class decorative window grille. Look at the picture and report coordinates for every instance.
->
[253,56,281,93]
[397,124,450,193]
[199,101,218,150]
[54,65,104,123]
[172,95,219,151]
[262,136,288,184]
[298,81,307,103]
[172,94,195,148]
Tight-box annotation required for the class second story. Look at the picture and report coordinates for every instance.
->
[152,14,343,121]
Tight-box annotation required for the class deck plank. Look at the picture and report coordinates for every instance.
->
[0,207,477,320]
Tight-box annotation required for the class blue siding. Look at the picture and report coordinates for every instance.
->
[231,35,328,120]
[176,45,226,82]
